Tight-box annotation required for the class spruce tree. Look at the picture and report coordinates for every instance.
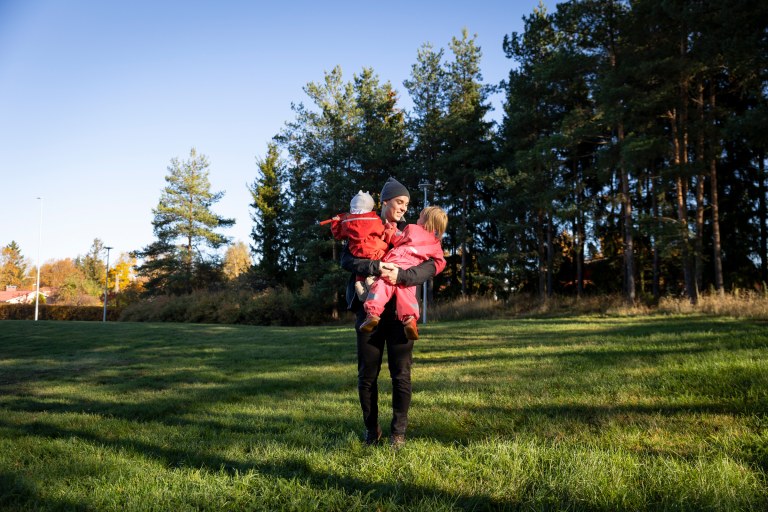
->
[249,142,286,285]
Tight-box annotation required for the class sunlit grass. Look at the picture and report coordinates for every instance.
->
[1,316,767,510]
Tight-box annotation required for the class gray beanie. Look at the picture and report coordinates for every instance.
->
[380,177,410,202]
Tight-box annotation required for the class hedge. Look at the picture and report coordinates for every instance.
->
[0,304,123,321]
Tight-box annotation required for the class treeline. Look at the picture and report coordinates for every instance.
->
[248,0,768,308]
[492,0,768,303]
[7,1,765,323]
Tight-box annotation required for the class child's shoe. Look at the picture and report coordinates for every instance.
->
[359,314,380,333]
[402,315,419,340]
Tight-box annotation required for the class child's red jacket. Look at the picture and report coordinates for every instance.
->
[330,212,394,260]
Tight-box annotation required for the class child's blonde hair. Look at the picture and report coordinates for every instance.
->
[420,206,448,238]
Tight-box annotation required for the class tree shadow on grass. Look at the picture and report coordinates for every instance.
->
[1,367,356,426]
[424,315,768,349]
[0,470,89,512]
[2,318,766,509]
[8,411,764,511]
[0,416,515,511]
[415,341,724,367]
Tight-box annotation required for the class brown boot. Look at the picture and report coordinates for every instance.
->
[389,433,406,450]
[359,314,380,333]
[403,315,419,341]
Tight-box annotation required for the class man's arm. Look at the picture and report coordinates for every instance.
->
[340,245,381,276]
[395,258,436,287]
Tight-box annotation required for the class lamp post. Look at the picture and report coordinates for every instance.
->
[103,246,113,322]
[418,179,434,324]
[34,197,43,321]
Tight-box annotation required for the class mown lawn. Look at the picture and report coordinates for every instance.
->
[0,316,766,511]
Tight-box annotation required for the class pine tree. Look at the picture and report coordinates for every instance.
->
[500,6,566,299]
[441,29,495,297]
[134,148,234,294]
[404,43,448,189]
[277,66,410,314]
[352,68,409,186]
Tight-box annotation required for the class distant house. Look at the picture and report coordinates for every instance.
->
[0,285,50,304]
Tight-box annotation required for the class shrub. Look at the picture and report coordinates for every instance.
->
[118,287,334,326]
[430,295,505,322]
[111,289,768,326]
[0,304,122,321]
[238,288,297,325]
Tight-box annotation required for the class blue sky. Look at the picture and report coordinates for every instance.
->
[0,0,551,264]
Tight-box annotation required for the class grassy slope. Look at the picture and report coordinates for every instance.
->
[0,316,766,511]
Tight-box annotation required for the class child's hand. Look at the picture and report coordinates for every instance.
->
[382,223,396,243]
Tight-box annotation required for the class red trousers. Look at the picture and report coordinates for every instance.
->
[364,279,419,321]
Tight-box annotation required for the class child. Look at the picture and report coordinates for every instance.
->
[359,206,447,341]
[327,190,396,300]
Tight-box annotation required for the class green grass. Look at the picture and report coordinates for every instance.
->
[1,316,767,511]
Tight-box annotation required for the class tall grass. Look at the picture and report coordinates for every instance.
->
[658,289,768,318]
[1,316,766,510]
[432,290,768,322]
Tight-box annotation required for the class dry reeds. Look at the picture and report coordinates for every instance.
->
[658,289,768,319]
[430,290,768,322]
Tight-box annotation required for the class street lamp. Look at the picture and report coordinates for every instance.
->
[34,197,43,321]
[103,246,113,322]
[418,179,434,324]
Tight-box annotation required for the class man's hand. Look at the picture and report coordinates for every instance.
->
[379,263,399,284]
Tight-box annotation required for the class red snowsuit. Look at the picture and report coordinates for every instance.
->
[330,212,394,260]
[364,223,446,321]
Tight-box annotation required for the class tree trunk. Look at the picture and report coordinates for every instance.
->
[575,215,583,299]
[461,183,468,297]
[709,85,724,295]
[537,208,546,301]
[578,208,585,297]
[675,31,697,303]
[460,239,467,296]
[186,234,193,293]
[547,209,554,298]
[577,164,586,298]
[652,171,661,300]
[618,120,635,304]
[759,150,767,284]
[671,106,696,303]
[694,81,706,295]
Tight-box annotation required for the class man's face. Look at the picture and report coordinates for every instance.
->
[382,195,409,223]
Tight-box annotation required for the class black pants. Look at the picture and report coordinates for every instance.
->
[355,300,414,436]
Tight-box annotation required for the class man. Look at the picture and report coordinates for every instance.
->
[340,177,437,448]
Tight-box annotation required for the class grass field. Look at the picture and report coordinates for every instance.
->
[1,316,767,511]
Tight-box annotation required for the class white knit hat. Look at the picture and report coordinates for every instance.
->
[350,190,375,214]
